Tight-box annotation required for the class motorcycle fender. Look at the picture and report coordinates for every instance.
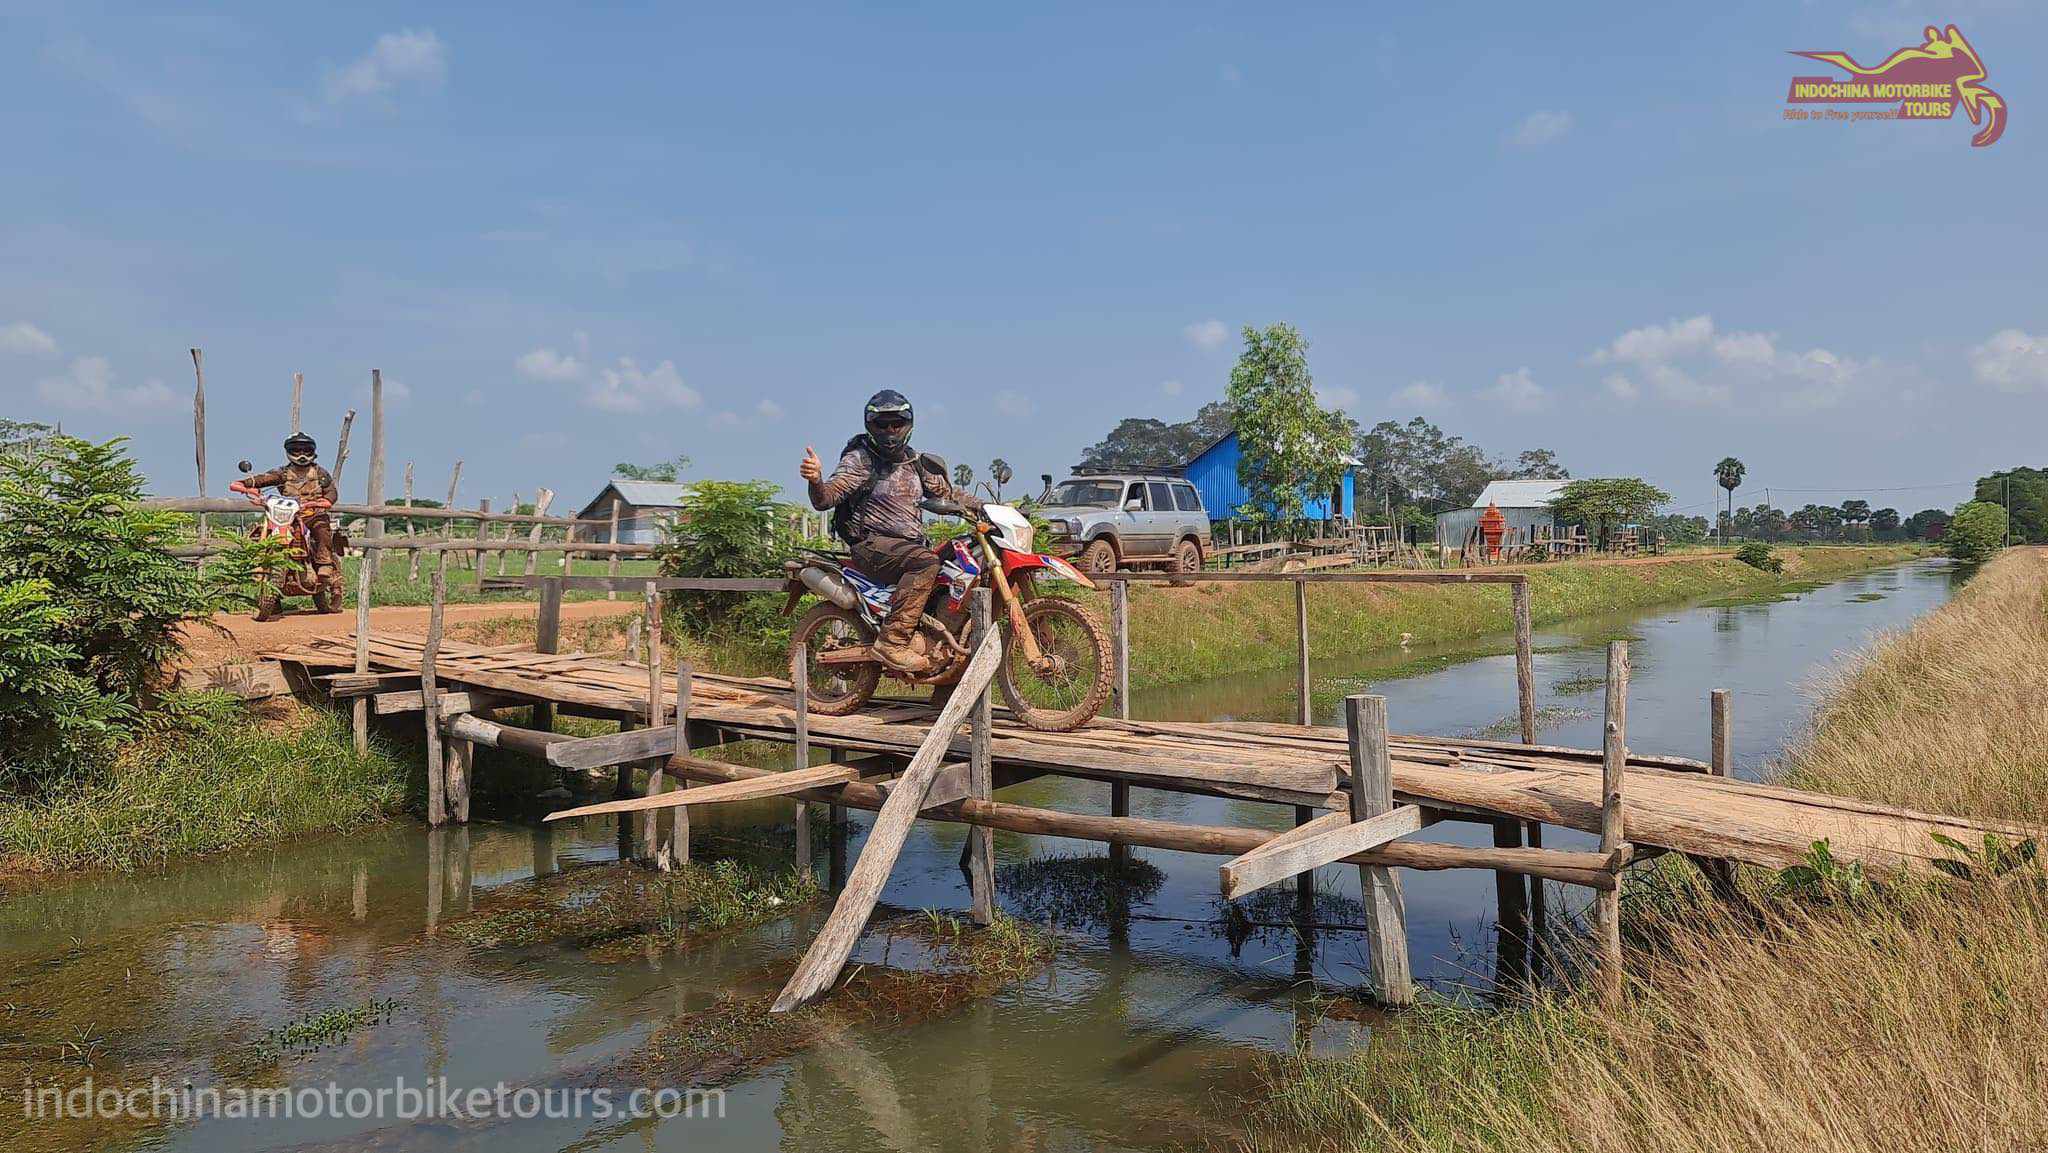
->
[781,581,805,616]
[1000,550,1098,589]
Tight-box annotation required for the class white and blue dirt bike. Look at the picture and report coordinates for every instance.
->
[782,500,1113,732]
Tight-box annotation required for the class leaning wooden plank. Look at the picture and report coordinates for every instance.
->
[373,688,516,716]
[772,627,1004,1013]
[543,762,869,821]
[1219,803,1425,900]
[545,723,677,770]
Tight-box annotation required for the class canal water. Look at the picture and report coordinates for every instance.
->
[1,560,1958,1152]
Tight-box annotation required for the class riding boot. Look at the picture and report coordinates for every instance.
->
[873,566,939,674]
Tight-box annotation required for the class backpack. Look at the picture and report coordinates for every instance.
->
[828,436,880,545]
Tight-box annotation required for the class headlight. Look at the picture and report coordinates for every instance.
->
[1061,518,1083,537]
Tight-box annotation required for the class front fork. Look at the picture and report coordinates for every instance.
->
[980,537,1047,668]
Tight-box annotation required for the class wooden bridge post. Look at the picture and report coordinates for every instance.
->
[1597,641,1630,1004]
[366,370,385,583]
[1345,694,1413,1005]
[606,498,622,601]
[640,581,682,868]
[1696,688,1740,898]
[352,557,374,756]
[793,642,813,881]
[421,567,448,827]
[1512,577,1545,980]
[533,576,562,732]
[968,589,996,925]
[1109,580,1131,869]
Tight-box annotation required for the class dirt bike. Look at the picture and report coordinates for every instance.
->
[783,500,1114,732]
[234,459,346,620]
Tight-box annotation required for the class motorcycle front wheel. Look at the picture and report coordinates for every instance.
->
[997,597,1113,732]
[790,603,882,716]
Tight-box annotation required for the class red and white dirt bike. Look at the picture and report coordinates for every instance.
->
[783,500,1114,732]
[235,460,346,620]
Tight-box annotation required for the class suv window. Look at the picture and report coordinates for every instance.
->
[1124,483,1147,510]
[1147,482,1173,512]
[1172,484,1201,512]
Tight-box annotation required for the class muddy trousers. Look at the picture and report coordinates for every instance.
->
[851,534,941,648]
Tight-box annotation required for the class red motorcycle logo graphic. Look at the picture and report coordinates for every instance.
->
[1786,24,2006,148]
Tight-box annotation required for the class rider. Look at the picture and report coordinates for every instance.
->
[230,432,341,599]
[800,390,970,674]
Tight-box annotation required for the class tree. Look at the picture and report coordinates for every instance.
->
[1973,467,2046,544]
[1869,507,1901,536]
[1944,501,2007,563]
[1903,508,1951,541]
[1508,448,1570,480]
[988,458,1013,500]
[613,454,692,483]
[1224,324,1352,526]
[952,462,975,491]
[657,480,787,631]
[1548,477,1672,549]
[1075,401,1234,471]
[1714,457,1745,542]
[1839,499,1871,526]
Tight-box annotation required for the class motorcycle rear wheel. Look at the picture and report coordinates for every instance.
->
[791,603,881,716]
[997,598,1113,732]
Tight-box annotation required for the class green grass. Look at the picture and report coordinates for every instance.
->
[332,554,665,608]
[1123,545,1925,687]
[0,701,412,874]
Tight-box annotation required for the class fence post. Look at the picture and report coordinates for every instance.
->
[352,557,373,756]
[421,567,447,827]
[1109,580,1131,870]
[1294,578,1311,726]
[1597,641,1630,1005]
[968,588,996,924]
[1512,576,1544,979]
[607,498,622,601]
[1345,694,1413,1005]
[640,581,678,868]
[366,370,385,582]
[793,641,812,881]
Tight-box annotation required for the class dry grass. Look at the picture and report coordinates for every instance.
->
[1250,548,2048,1153]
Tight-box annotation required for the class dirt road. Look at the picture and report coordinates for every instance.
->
[181,599,639,668]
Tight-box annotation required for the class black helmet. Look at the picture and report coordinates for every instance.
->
[283,433,317,455]
[862,390,914,459]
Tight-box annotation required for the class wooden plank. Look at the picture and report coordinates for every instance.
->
[544,762,869,821]
[1219,805,1424,899]
[772,626,1005,1013]
[967,589,995,925]
[547,719,677,769]
[1348,694,1414,1005]
[373,687,513,716]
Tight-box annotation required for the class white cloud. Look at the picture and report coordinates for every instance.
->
[584,358,699,413]
[1969,329,2048,393]
[1390,380,1449,410]
[1602,373,1640,403]
[994,390,1033,418]
[1160,379,1184,397]
[1712,330,1776,366]
[36,357,179,412]
[1482,367,1549,412]
[515,347,585,382]
[1509,110,1574,150]
[1590,314,1715,365]
[756,397,785,420]
[1183,319,1230,352]
[1316,384,1360,411]
[1,322,57,357]
[322,29,447,105]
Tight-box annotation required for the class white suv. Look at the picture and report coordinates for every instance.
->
[1037,474,1211,574]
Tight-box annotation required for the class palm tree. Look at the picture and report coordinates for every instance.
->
[989,458,1013,501]
[952,462,975,491]
[1714,457,1746,543]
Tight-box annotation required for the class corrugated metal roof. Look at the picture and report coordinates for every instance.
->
[607,480,692,508]
[1471,479,1569,509]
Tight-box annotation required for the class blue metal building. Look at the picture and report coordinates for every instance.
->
[1183,431,1357,522]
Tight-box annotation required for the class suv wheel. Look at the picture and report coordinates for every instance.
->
[1079,537,1118,574]
[1170,538,1202,585]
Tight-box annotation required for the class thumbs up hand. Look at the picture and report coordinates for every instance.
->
[799,446,823,483]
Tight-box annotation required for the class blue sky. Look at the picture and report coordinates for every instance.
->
[3,2,2042,520]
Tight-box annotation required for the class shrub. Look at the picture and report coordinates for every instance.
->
[1733,540,1782,572]
[0,437,247,778]
[657,480,792,634]
[1944,500,2007,564]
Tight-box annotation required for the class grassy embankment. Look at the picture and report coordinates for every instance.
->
[1128,543,1924,687]
[1247,547,2048,1153]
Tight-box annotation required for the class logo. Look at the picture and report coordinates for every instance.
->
[1785,24,2006,147]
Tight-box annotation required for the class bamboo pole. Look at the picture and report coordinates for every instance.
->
[793,642,812,880]
[968,588,995,925]
[190,349,207,543]
[366,370,385,582]
[290,371,303,433]
[422,565,448,827]
[1597,641,1630,1004]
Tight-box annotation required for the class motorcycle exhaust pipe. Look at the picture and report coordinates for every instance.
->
[798,566,859,611]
